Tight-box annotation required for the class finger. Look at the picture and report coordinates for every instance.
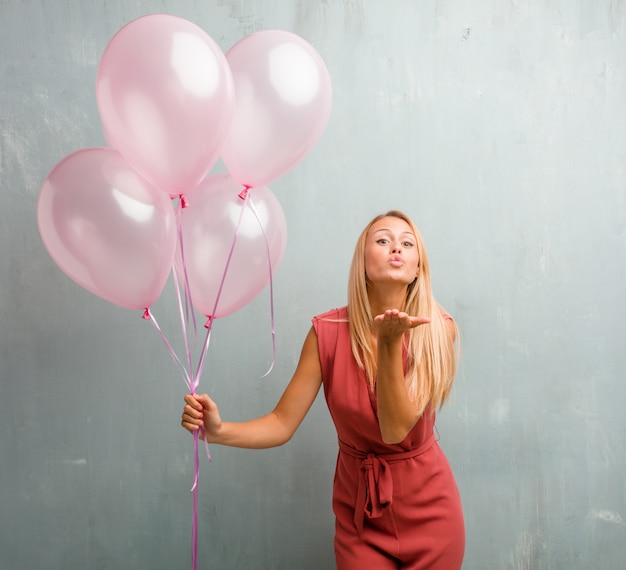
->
[181,408,204,426]
[182,403,204,420]
[374,310,399,323]
[408,316,431,328]
[181,418,200,432]
[183,394,203,410]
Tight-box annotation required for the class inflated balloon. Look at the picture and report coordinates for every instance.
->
[176,173,287,318]
[221,30,332,188]
[96,14,234,196]
[37,148,177,310]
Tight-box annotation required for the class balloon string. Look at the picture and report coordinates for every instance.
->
[186,187,250,570]
[174,199,210,456]
[194,187,251,385]
[172,270,194,381]
[172,200,204,570]
[189,430,211,570]
[143,308,191,391]
[188,324,211,570]
[191,430,199,570]
[247,198,277,377]
[176,202,199,348]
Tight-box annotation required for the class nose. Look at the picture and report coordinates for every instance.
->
[391,242,402,253]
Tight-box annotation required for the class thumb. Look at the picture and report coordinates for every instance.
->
[195,393,215,410]
[409,316,431,328]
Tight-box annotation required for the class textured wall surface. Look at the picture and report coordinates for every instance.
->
[1,1,625,568]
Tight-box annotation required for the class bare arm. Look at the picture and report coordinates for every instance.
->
[374,309,430,444]
[181,327,323,449]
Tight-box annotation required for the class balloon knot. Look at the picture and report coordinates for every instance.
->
[180,194,189,208]
[204,316,213,329]
[238,186,251,200]
[142,308,151,320]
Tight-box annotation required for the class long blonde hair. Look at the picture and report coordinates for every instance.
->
[347,210,459,416]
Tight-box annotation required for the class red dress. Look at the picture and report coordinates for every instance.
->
[313,307,465,570]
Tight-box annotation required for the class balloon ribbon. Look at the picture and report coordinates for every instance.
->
[143,186,279,570]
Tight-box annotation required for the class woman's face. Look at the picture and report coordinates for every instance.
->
[364,216,420,287]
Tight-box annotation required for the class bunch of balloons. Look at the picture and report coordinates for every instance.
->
[36,15,332,570]
[38,13,332,321]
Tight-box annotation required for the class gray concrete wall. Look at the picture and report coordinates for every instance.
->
[1,1,625,568]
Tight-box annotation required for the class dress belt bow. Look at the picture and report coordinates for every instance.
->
[338,434,435,535]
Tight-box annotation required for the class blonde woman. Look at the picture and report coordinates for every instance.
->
[181,210,465,569]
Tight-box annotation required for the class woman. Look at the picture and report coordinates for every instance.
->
[181,210,465,569]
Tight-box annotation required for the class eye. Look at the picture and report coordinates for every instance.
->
[376,238,389,245]
[402,241,415,248]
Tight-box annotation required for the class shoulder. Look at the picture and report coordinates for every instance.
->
[436,303,453,321]
[313,306,348,322]
[312,307,348,343]
[437,307,457,342]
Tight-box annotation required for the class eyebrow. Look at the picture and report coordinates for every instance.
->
[372,228,416,237]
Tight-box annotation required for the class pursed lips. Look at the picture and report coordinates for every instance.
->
[389,255,404,266]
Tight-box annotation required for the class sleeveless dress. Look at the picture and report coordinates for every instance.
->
[312,307,465,570]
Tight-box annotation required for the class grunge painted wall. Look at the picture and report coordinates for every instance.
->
[1,1,625,568]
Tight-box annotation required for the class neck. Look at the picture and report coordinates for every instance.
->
[367,284,408,318]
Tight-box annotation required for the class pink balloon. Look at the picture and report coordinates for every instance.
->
[96,14,234,196]
[176,174,287,318]
[221,30,332,188]
[37,148,177,311]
